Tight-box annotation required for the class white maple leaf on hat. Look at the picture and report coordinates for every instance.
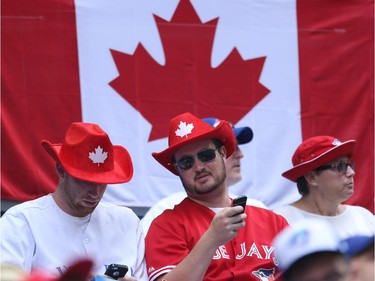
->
[88,145,108,165]
[175,121,194,138]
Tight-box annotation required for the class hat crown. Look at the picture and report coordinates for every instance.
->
[292,136,342,165]
[282,135,355,182]
[60,122,114,173]
[274,219,342,272]
[152,112,236,175]
[168,113,217,147]
[202,117,221,128]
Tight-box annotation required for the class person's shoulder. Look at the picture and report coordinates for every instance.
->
[2,195,54,217]
[247,205,289,230]
[146,192,187,213]
[248,205,287,220]
[247,198,268,209]
[98,202,134,212]
[345,205,374,217]
[96,202,140,220]
[150,198,192,223]
[146,200,193,238]
[273,204,296,215]
[141,192,187,233]
[158,192,187,203]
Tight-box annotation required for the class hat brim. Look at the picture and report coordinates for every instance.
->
[41,140,133,184]
[152,121,236,175]
[341,235,374,257]
[233,126,253,144]
[282,140,356,182]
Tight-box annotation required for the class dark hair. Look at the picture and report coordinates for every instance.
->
[296,176,309,196]
[296,167,326,196]
[212,139,223,149]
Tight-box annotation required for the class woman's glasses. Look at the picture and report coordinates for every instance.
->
[315,161,355,175]
[175,147,220,170]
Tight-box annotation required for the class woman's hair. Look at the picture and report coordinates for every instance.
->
[296,176,310,196]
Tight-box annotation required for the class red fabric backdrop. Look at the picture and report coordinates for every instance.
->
[1,0,374,212]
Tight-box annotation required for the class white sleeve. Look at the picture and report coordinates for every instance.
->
[0,212,35,272]
[141,192,186,235]
[133,218,148,281]
[273,205,305,225]
[356,206,375,234]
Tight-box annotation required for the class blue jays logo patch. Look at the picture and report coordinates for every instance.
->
[252,268,275,280]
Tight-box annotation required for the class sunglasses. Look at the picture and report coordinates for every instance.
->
[315,161,355,175]
[175,147,220,170]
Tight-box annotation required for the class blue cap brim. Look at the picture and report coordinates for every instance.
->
[341,235,374,256]
[233,126,253,144]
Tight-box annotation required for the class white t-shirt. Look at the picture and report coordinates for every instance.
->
[274,204,375,239]
[0,194,148,280]
[141,191,268,235]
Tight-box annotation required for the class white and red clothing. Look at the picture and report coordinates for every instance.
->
[141,191,268,235]
[0,194,148,280]
[274,204,375,239]
[145,198,288,281]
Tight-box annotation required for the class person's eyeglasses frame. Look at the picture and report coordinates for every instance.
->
[174,146,222,171]
[314,161,355,175]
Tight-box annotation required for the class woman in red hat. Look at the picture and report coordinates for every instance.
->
[275,135,374,239]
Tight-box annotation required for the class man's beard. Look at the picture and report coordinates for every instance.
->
[181,160,226,195]
[62,186,94,216]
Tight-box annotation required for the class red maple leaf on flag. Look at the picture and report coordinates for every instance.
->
[109,0,270,141]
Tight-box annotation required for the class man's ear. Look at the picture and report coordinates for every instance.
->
[219,145,227,159]
[55,162,65,179]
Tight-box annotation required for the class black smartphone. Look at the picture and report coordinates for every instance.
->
[232,195,247,214]
[104,264,128,280]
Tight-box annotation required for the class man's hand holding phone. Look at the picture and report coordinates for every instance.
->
[92,264,136,281]
[232,195,247,214]
[104,264,128,280]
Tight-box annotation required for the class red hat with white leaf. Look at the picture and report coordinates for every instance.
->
[282,135,356,182]
[41,122,133,184]
[152,112,237,175]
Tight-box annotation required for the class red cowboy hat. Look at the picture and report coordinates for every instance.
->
[152,112,237,175]
[23,258,93,281]
[41,122,133,184]
[282,135,356,182]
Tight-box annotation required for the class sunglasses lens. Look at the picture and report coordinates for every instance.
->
[337,161,355,174]
[176,156,194,170]
[175,148,218,170]
[197,149,217,163]
[336,162,345,173]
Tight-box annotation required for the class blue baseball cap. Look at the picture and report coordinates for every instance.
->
[341,234,374,257]
[273,219,346,273]
[202,118,253,145]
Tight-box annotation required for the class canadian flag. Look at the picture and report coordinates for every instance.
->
[2,0,374,212]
